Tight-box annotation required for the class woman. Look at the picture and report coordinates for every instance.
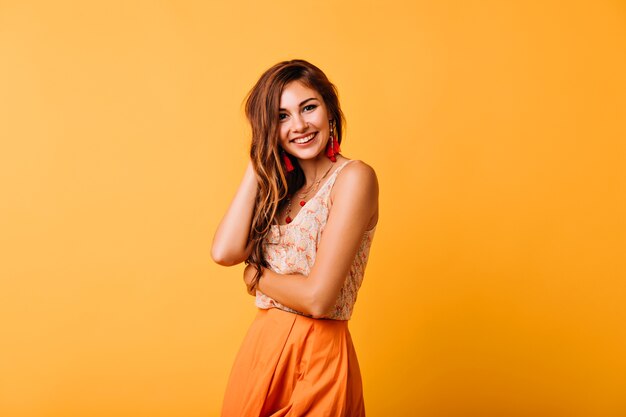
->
[212,59,378,416]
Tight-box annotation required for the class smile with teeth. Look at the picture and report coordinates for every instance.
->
[291,132,316,144]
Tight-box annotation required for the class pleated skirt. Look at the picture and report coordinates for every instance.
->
[220,307,366,417]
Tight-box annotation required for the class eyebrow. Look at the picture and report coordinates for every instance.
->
[279,97,318,111]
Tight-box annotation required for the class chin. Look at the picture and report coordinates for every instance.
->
[290,149,325,161]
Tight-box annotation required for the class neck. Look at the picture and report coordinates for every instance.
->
[298,155,341,187]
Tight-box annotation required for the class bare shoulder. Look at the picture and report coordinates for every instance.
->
[330,158,379,230]
[331,159,379,201]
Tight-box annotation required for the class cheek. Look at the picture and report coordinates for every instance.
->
[279,125,290,143]
[314,109,329,129]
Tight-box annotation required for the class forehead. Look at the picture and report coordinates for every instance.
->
[279,80,322,107]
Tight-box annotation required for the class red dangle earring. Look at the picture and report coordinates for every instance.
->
[282,148,294,172]
[326,119,341,162]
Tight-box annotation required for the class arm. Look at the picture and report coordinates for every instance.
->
[252,161,379,318]
[211,160,258,266]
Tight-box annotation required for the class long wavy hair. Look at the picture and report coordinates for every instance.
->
[245,59,345,287]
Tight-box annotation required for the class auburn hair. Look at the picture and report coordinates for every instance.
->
[244,59,345,287]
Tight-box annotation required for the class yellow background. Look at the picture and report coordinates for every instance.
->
[1,1,625,416]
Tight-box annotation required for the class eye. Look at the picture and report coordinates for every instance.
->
[278,113,288,121]
[303,104,317,112]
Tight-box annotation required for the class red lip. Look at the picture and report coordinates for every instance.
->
[290,132,317,142]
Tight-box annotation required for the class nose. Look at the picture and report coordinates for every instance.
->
[291,113,307,132]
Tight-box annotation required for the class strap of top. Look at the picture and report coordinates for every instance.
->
[320,159,356,198]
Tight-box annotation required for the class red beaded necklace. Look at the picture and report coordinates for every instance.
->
[283,161,335,224]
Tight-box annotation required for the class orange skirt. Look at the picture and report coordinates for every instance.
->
[221,307,365,417]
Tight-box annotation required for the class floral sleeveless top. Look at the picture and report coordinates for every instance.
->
[255,159,377,320]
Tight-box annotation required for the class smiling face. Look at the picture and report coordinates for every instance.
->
[278,80,331,162]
